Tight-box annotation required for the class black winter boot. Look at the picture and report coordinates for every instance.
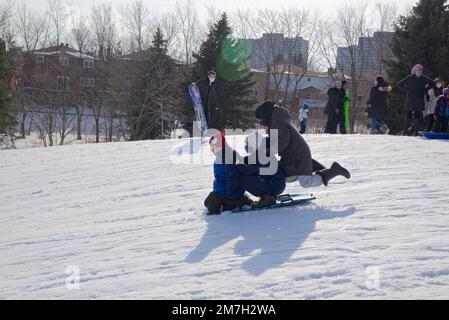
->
[312,159,326,173]
[317,162,351,186]
[254,195,277,208]
[331,162,351,179]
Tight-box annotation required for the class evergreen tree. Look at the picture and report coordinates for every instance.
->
[128,28,176,140]
[184,12,255,131]
[0,38,16,135]
[152,27,168,55]
[386,0,449,134]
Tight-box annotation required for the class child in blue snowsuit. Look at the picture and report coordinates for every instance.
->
[433,88,449,133]
[204,131,253,215]
[237,132,286,207]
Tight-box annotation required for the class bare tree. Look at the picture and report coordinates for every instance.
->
[16,3,48,51]
[316,17,339,72]
[372,2,398,74]
[90,3,115,56]
[15,4,49,139]
[70,7,92,54]
[0,0,13,30]
[204,4,221,32]
[231,7,320,113]
[35,105,57,147]
[68,7,92,141]
[0,0,14,48]
[118,0,151,53]
[57,105,75,145]
[174,0,201,64]
[90,2,116,143]
[156,13,180,60]
[47,0,68,46]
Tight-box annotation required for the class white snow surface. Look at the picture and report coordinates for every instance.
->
[1,134,449,299]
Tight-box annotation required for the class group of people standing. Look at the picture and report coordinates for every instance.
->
[323,77,391,135]
[323,81,351,134]
[323,64,449,135]
[193,66,449,137]
[422,77,448,134]
[397,64,448,135]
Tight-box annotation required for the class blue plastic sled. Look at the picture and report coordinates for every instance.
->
[420,131,449,140]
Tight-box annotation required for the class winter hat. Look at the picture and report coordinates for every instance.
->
[303,103,310,110]
[443,88,449,96]
[411,64,423,75]
[209,131,226,149]
[256,100,275,126]
[435,77,445,88]
[376,76,388,87]
[341,80,348,88]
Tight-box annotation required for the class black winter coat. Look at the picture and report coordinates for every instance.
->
[196,78,219,120]
[324,87,339,116]
[267,106,313,177]
[398,75,435,112]
[366,85,390,119]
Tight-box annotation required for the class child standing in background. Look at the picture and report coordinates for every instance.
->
[298,103,309,134]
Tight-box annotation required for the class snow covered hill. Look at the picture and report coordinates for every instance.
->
[1,134,449,299]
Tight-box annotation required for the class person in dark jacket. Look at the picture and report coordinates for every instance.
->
[255,101,351,187]
[324,81,341,134]
[397,64,436,136]
[204,131,252,214]
[192,71,219,127]
[237,132,286,207]
[433,88,449,133]
[337,81,350,134]
[366,76,392,134]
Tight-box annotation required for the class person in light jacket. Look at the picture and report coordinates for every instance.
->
[298,103,310,134]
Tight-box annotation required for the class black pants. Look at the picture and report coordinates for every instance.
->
[240,176,285,198]
[324,113,338,134]
[337,111,347,134]
[425,114,435,132]
[407,110,424,136]
[434,116,448,133]
[300,120,307,134]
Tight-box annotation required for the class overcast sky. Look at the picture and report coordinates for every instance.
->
[25,0,418,19]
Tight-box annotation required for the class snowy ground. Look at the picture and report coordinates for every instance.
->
[1,134,449,299]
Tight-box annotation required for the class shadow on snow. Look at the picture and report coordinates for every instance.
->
[185,205,356,276]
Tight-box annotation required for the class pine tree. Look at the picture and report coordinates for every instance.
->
[0,38,16,135]
[152,27,168,54]
[128,28,176,140]
[386,0,449,134]
[184,12,255,131]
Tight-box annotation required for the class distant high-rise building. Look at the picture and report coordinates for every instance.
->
[336,31,395,75]
[336,46,354,72]
[243,33,309,70]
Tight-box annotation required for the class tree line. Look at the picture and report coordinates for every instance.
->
[1,0,447,144]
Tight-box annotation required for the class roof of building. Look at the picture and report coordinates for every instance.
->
[27,45,97,60]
